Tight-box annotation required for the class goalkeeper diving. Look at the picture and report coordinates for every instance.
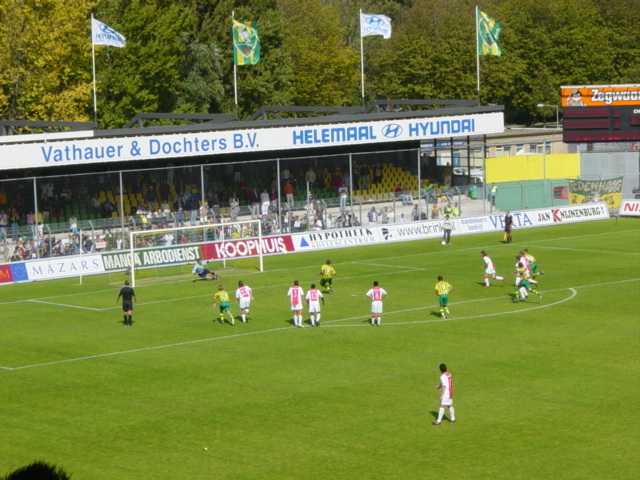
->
[192,259,219,281]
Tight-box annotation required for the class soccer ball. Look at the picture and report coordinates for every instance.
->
[441,240,446,245]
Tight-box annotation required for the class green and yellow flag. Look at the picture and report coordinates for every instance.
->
[233,20,260,66]
[477,10,501,56]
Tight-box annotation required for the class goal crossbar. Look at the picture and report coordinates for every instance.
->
[128,219,263,287]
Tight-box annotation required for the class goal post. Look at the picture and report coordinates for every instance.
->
[127,219,263,287]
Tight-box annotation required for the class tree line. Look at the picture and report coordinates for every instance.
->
[0,0,638,129]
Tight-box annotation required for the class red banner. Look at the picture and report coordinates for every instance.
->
[200,235,295,260]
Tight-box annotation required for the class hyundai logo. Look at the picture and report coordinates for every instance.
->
[366,16,386,27]
[382,124,403,138]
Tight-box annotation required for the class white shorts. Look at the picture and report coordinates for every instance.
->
[440,396,453,407]
[291,303,303,311]
[485,268,496,276]
[238,298,251,309]
[308,302,321,314]
[370,301,383,314]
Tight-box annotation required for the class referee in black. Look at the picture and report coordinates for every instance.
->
[504,210,514,244]
[117,280,137,327]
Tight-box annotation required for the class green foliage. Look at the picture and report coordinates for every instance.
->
[281,0,359,107]
[1,0,638,125]
[0,0,94,121]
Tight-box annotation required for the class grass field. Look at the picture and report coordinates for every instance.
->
[1,218,639,480]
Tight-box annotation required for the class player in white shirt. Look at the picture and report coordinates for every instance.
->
[235,280,254,323]
[432,363,456,425]
[480,250,505,287]
[305,284,325,327]
[287,280,304,328]
[366,281,388,326]
[287,280,305,328]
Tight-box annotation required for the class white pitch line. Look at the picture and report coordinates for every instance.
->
[535,245,640,256]
[4,327,294,371]
[352,262,427,271]
[27,299,103,311]
[0,287,584,371]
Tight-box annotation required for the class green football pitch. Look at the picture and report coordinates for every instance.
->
[1,218,639,480]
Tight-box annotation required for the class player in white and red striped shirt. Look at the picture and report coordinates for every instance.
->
[433,363,456,425]
[305,284,325,327]
[235,281,254,323]
[287,280,305,328]
[365,281,387,326]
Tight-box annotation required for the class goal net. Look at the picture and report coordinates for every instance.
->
[125,219,263,287]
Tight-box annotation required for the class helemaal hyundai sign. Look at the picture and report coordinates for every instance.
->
[0,112,504,170]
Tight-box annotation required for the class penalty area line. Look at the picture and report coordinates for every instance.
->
[322,288,578,328]
[27,299,103,311]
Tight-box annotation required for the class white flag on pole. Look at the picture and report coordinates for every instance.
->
[360,13,392,39]
[92,17,126,47]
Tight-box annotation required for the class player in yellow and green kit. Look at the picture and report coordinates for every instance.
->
[213,284,235,325]
[523,249,545,276]
[513,263,541,302]
[434,276,453,318]
[318,259,336,294]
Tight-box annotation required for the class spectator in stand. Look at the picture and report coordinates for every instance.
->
[69,213,79,235]
[381,207,390,224]
[338,183,349,212]
[210,194,221,219]
[331,169,343,193]
[352,165,361,190]
[453,202,461,217]
[238,176,250,198]
[91,193,102,214]
[260,189,270,216]
[399,183,414,205]
[280,165,291,183]
[249,188,261,219]
[284,180,295,210]
[10,207,20,242]
[229,195,240,222]
[343,170,350,189]
[360,163,370,190]
[443,202,454,217]
[411,204,421,222]
[0,187,7,209]
[200,202,210,224]
[305,166,317,186]
[443,162,453,186]
[0,208,7,242]
[431,201,441,219]
[367,206,378,225]
[373,163,383,185]
[102,199,115,218]
[26,210,35,239]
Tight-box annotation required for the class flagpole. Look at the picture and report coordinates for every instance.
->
[232,11,238,118]
[475,6,481,105]
[359,9,365,109]
[91,13,98,126]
